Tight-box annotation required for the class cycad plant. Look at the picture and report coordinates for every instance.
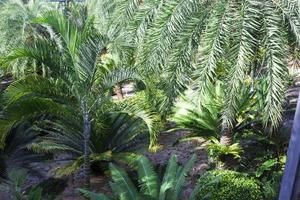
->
[78,154,197,200]
[1,9,157,187]
[108,0,300,144]
[172,81,224,138]
[27,111,154,178]
[173,81,258,139]
[0,122,47,182]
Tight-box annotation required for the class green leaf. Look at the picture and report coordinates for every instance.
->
[77,188,112,200]
[109,163,139,200]
[136,156,159,198]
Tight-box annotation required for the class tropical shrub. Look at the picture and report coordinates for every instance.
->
[28,111,152,177]
[0,122,47,181]
[256,158,284,200]
[0,169,43,200]
[172,82,257,138]
[196,170,263,200]
[1,8,157,186]
[172,82,223,138]
[32,178,67,200]
[78,154,197,200]
[207,137,243,168]
[236,130,288,199]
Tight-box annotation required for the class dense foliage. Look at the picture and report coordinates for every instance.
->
[0,0,298,199]
[78,154,197,200]
[196,170,263,200]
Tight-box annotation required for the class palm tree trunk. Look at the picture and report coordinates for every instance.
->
[115,83,124,100]
[83,111,91,188]
[218,121,233,169]
[220,121,233,146]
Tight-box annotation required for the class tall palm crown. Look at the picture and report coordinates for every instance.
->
[1,7,156,186]
[105,0,300,131]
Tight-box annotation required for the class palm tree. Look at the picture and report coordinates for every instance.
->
[2,9,157,187]
[107,0,300,145]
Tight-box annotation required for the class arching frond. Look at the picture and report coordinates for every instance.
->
[262,1,288,129]
[271,0,300,47]
[222,0,261,127]
[159,0,213,113]
[136,0,211,72]
[194,0,233,96]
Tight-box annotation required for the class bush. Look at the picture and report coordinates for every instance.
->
[196,170,263,200]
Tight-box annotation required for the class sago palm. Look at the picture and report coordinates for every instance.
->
[105,0,300,145]
[0,122,47,182]
[27,111,154,178]
[172,81,259,139]
[1,9,157,187]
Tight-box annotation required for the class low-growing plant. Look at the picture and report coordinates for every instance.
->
[172,83,223,138]
[255,156,285,200]
[0,169,43,200]
[78,154,197,200]
[207,137,243,168]
[195,170,263,200]
[0,122,48,182]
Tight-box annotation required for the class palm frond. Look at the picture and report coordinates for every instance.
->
[118,104,159,149]
[100,68,144,92]
[0,122,47,180]
[262,1,288,129]
[194,0,233,96]
[159,0,213,113]
[222,0,261,127]
[271,0,300,47]
[136,0,211,72]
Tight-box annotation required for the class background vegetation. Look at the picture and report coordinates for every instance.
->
[0,0,299,199]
